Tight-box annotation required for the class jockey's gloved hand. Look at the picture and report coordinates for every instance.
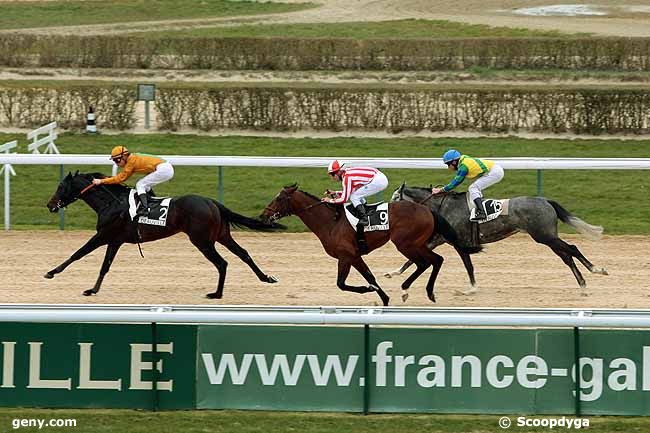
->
[92,178,102,185]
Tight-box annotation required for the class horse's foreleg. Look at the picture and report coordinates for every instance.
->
[83,243,122,296]
[352,258,390,306]
[222,237,277,284]
[384,260,413,279]
[192,240,228,299]
[454,248,479,296]
[421,250,445,303]
[336,259,378,298]
[44,233,106,279]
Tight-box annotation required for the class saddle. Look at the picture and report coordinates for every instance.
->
[128,190,172,227]
[344,203,389,255]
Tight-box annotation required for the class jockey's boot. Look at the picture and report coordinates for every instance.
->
[471,197,487,221]
[355,204,370,226]
[136,193,149,218]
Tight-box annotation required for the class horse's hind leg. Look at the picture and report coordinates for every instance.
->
[565,242,608,275]
[352,258,390,306]
[191,238,228,299]
[219,234,277,284]
[544,238,587,289]
[83,242,122,296]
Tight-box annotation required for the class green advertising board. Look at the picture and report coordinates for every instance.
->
[0,322,196,409]
[196,325,650,415]
[3,322,650,415]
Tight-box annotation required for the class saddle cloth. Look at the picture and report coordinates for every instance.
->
[345,202,389,232]
[466,195,509,224]
[128,190,172,227]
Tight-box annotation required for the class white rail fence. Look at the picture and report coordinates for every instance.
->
[1,155,649,230]
[2,304,650,327]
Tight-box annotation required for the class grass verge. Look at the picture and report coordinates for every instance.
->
[0,408,648,433]
[0,133,647,234]
[141,18,578,39]
[0,0,313,30]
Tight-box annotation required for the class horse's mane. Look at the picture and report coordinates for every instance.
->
[284,183,341,215]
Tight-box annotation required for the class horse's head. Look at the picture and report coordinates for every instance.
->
[46,171,96,212]
[261,184,299,224]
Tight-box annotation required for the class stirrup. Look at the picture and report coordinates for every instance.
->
[470,213,486,222]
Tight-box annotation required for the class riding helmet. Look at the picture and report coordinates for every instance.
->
[327,160,343,174]
[110,145,129,161]
[442,149,461,164]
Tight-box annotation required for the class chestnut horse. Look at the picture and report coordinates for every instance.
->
[261,185,481,305]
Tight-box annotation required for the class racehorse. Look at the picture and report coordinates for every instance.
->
[261,184,481,305]
[45,171,284,298]
[388,184,607,294]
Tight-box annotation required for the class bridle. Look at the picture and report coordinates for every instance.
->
[264,191,326,222]
[53,177,120,210]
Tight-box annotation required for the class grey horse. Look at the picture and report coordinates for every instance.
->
[388,184,607,297]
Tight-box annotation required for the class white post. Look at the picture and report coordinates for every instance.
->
[0,140,17,231]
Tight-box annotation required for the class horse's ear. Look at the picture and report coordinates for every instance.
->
[74,170,79,176]
[284,183,298,192]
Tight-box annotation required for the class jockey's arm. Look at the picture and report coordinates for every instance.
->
[330,177,351,204]
[102,158,135,185]
[442,165,468,192]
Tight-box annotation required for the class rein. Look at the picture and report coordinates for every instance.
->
[265,196,326,219]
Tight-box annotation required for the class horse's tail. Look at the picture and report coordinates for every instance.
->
[431,209,482,254]
[213,201,286,232]
[547,199,603,241]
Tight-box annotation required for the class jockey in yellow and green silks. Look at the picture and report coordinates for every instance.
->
[431,149,504,221]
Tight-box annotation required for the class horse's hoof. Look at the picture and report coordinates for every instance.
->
[266,275,278,284]
[82,290,95,296]
[455,287,478,296]
[428,294,436,303]
[206,292,222,299]
[44,272,54,279]
[401,293,409,302]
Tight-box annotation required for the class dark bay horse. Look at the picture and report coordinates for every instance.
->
[389,184,607,294]
[45,172,284,298]
[261,185,481,305]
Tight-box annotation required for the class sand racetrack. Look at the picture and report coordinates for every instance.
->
[1,231,648,308]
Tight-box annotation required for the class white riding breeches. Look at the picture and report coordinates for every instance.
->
[468,164,504,201]
[349,171,389,207]
[135,162,174,195]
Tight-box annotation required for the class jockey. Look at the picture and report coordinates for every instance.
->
[431,149,504,222]
[92,146,174,218]
[322,160,388,226]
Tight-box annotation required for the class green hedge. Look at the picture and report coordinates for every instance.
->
[0,84,136,129]
[155,85,650,134]
[2,35,650,71]
[2,83,649,134]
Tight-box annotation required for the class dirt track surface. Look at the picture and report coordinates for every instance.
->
[1,231,648,308]
[4,0,650,37]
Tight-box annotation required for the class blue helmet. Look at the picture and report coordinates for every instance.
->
[442,149,461,164]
